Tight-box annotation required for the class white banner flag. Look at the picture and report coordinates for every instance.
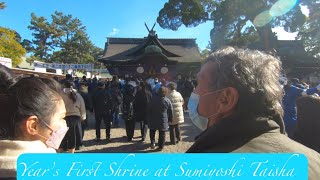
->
[34,62,93,71]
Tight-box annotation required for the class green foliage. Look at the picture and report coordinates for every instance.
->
[51,31,95,64]
[51,11,85,44]
[157,0,307,50]
[200,48,211,60]
[28,13,59,61]
[91,45,104,59]
[20,39,33,53]
[0,2,5,9]
[0,27,26,67]
[298,1,320,58]
[50,11,101,64]
[26,11,103,65]
[157,0,211,30]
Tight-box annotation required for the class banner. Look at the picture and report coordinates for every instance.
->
[92,69,109,73]
[33,61,93,71]
[17,153,308,179]
[0,57,12,68]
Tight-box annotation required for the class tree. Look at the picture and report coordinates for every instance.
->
[26,11,103,66]
[28,13,59,61]
[51,11,85,43]
[10,31,35,53]
[51,31,103,64]
[91,45,104,68]
[157,0,306,50]
[50,11,100,65]
[51,30,94,64]
[0,27,26,67]
[20,39,34,53]
[298,1,320,58]
[200,48,211,60]
[0,2,5,9]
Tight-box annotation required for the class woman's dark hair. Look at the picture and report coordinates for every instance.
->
[40,77,63,94]
[0,74,62,139]
[64,80,77,103]
[0,64,16,93]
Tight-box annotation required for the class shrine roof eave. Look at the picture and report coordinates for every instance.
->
[125,35,181,58]
[100,52,179,65]
[101,58,178,66]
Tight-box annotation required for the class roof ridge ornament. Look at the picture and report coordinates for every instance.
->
[145,22,157,37]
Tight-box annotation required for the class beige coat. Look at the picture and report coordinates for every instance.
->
[62,88,86,120]
[0,140,56,178]
[166,90,184,125]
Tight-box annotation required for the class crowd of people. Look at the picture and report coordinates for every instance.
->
[1,46,320,179]
[63,73,189,151]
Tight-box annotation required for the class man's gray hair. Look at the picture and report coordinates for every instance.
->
[206,46,284,120]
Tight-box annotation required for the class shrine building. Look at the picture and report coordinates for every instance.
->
[98,25,201,80]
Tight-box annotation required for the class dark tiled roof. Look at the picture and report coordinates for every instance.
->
[107,37,198,45]
[99,36,201,63]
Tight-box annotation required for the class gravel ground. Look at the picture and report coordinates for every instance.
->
[77,112,201,153]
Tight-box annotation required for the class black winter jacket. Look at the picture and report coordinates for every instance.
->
[148,95,173,131]
[92,88,113,115]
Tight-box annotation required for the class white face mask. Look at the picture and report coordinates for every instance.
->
[37,120,68,149]
[187,89,224,131]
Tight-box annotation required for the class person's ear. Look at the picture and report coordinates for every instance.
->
[217,87,239,115]
[23,116,40,136]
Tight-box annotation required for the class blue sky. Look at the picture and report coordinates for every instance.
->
[0,0,214,51]
[0,0,302,51]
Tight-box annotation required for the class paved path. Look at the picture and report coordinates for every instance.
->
[77,112,201,153]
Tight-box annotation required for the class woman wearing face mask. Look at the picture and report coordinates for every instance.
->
[0,65,68,178]
[59,80,86,153]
